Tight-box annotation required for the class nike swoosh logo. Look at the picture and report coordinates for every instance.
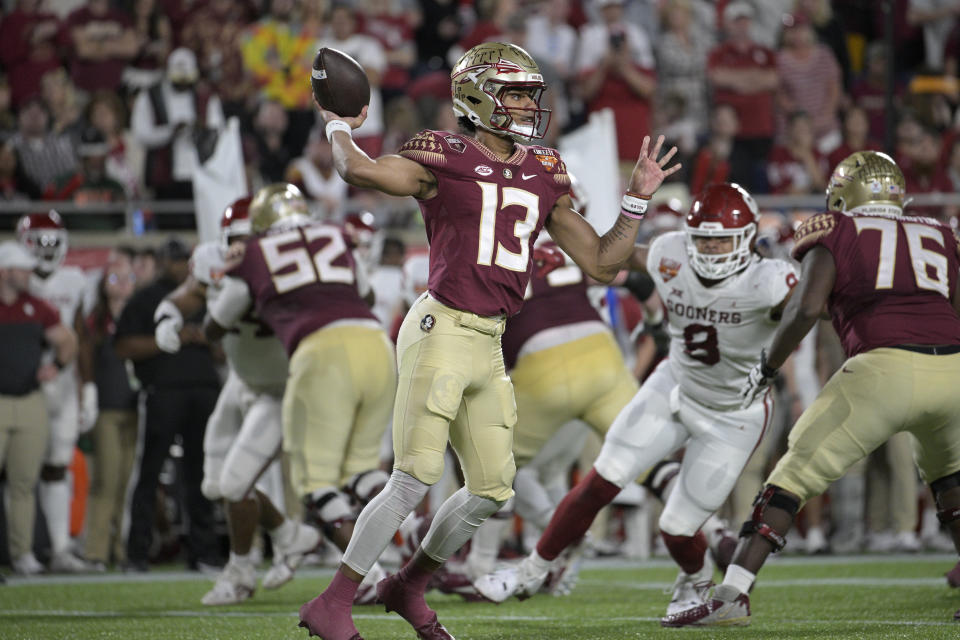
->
[521,173,536,180]
[842,366,853,373]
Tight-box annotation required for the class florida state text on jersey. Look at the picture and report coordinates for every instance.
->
[648,232,797,409]
[227,222,377,355]
[398,130,571,317]
[793,211,960,357]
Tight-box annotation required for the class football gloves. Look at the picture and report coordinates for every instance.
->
[154,299,184,354]
[740,349,778,409]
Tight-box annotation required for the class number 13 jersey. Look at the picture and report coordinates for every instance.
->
[647,231,797,410]
[398,130,571,317]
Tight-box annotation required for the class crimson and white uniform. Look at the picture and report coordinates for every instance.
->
[190,242,289,503]
[31,266,86,467]
[594,231,796,536]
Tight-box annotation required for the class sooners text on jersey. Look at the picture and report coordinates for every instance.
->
[398,130,571,317]
[792,210,960,357]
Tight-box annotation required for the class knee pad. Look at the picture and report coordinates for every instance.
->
[304,488,355,537]
[738,485,800,553]
[931,470,960,524]
[642,459,680,502]
[343,469,390,507]
[40,465,67,483]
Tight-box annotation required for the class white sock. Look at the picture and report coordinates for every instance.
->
[39,478,72,555]
[721,564,756,596]
[421,487,500,562]
[230,551,253,567]
[269,519,298,547]
[528,549,554,574]
[342,469,429,576]
[466,511,511,578]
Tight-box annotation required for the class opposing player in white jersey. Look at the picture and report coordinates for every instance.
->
[16,210,96,573]
[476,183,797,622]
[153,197,319,605]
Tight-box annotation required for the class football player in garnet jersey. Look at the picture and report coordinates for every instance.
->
[153,197,322,606]
[303,41,680,640]
[475,183,797,623]
[204,184,398,607]
[665,152,960,626]
[17,210,95,574]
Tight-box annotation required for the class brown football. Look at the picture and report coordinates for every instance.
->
[311,47,370,118]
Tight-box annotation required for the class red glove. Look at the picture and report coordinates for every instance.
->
[532,245,565,278]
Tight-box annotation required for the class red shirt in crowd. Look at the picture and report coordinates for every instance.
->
[707,42,777,139]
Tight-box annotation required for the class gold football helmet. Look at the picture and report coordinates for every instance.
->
[250,183,310,233]
[826,151,906,215]
[450,42,551,142]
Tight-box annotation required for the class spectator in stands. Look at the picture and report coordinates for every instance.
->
[122,0,172,91]
[317,3,389,159]
[0,0,63,108]
[524,0,578,84]
[576,0,656,165]
[799,0,853,90]
[948,137,960,191]
[852,42,906,144]
[0,141,30,201]
[131,47,225,199]
[10,96,77,198]
[86,90,142,198]
[657,0,711,137]
[688,102,738,197]
[414,0,461,73]
[40,69,84,140]
[182,0,254,118]
[828,106,882,169]
[449,0,517,64]
[0,76,15,140]
[902,124,956,220]
[249,99,291,185]
[707,1,778,193]
[362,0,418,103]
[43,126,126,206]
[241,0,315,155]
[82,251,138,571]
[777,13,842,153]
[907,0,960,70]
[284,127,349,218]
[114,238,221,573]
[767,110,828,195]
[132,246,156,288]
[744,0,794,49]
[62,0,140,94]
[0,241,77,576]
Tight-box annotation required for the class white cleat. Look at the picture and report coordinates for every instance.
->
[664,553,714,617]
[201,561,256,606]
[262,522,321,590]
[473,557,549,604]
[544,544,585,597]
[12,552,45,576]
[49,551,93,574]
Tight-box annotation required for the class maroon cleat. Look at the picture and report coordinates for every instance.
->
[377,573,456,640]
[430,565,490,603]
[660,590,751,628]
[954,607,960,622]
[946,561,960,588]
[298,594,364,640]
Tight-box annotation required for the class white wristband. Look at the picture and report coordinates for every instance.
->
[325,119,353,141]
[621,193,649,215]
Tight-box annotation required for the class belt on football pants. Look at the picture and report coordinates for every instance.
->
[425,293,506,337]
[890,344,960,356]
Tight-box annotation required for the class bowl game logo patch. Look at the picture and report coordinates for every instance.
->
[658,257,682,281]
[534,153,558,172]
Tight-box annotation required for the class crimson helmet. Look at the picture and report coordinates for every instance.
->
[645,199,685,237]
[343,211,377,250]
[220,196,252,249]
[17,210,67,274]
[684,183,758,280]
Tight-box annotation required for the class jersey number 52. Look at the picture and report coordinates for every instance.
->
[260,227,354,294]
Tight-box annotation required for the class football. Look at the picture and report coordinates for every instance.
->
[311,47,370,118]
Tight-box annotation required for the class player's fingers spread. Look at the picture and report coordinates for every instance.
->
[638,136,650,160]
[650,135,664,159]
[663,162,682,177]
[658,146,678,166]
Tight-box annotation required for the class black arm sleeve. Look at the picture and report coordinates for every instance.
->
[624,270,656,302]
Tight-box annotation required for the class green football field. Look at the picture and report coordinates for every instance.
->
[2,554,958,639]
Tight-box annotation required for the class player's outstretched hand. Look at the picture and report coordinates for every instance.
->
[740,349,778,409]
[533,245,565,278]
[628,135,681,197]
[313,96,368,130]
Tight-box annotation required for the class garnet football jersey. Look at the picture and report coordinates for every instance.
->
[648,231,797,409]
[792,211,960,357]
[398,130,571,317]
[191,241,288,395]
[501,254,603,370]
[226,222,377,355]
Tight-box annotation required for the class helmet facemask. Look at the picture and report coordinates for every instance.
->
[685,221,756,281]
[483,81,550,141]
[22,228,68,274]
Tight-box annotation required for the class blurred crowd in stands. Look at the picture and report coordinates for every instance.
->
[2,0,960,577]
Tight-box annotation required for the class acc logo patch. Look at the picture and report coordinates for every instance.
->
[444,136,465,153]
[658,257,682,281]
[475,165,493,176]
[420,314,436,332]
